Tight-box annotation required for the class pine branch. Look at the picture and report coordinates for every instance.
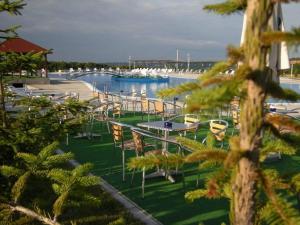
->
[0,0,26,15]
[198,160,220,169]
[204,0,247,15]
[128,153,183,170]
[260,139,296,162]
[11,171,31,203]
[79,194,101,206]
[176,136,210,152]
[259,170,300,225]
[16,152,37,165]
[42,152,74,168]
[185,189,208,203]
[48,169,71,185]
[185,79,242,112]
[262,28,300,46]
[291,173,300,192]
[0,165,24,177]
[157,81,201,98]
[0,25,20,39]
[201,75,234,87]
[3,203,60,225]
[53,191,69,218]
[185,149,227,163]
[72,163,93,176]
[77,176,100,187]
[227,45,244,64]
[200,61,232,81]
[38,141,59,159]
[263,169,290,190]
[265,113,300,134]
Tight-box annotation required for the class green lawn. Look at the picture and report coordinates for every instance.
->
[61,112,300,225]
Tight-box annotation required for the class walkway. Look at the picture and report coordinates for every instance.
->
[26,79,95,101]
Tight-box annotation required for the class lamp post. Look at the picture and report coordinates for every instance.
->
[187,53,190,71]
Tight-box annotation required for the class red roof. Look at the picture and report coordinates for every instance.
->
[0,37,48,53]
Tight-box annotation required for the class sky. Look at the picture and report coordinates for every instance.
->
[1,0,300,63]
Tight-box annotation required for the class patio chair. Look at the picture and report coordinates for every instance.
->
[123,91,140,113]
[141,97,156,121]
[230,98,240,135]
[231,107,240,135]
[110,121,136,181]
[98,91,109,103]
[112,102,122,120]
[167,114,200,140]
[92,103,111,133]
[130,128,185,198]
[202,119,229,148]
[151,99,182,121]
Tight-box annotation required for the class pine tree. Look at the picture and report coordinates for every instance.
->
[129,1,300,224]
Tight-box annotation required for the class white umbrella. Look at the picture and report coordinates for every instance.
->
[240,3,290,82]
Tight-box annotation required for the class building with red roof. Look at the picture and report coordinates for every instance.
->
[0,37,51,77]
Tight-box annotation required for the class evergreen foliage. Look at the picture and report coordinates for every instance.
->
[129,1,300,224]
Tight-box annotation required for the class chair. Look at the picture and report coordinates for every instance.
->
[202,119,229,148]
[112,102,122,119]
[231,108,240,135]
[151,99,182,121]
[92,103,111,133]
[141,97,156,121]
[230,98,240,135]
[130,128,184,198]
[110,121,136,181]
[168,114,200,140]
[124,91,140,113]
[98,91,109,103]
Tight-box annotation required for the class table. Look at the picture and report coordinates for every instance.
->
[137,121,198,150]
[137,121,198,182]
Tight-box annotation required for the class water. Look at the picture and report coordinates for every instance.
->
[76,73,194,98]
[49,73,300,102]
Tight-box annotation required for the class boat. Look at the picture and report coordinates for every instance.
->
[111,74,169,82]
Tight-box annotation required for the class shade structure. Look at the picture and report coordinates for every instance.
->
[240,3,290,82]
[0,37,47,53]
[0,37,50,77]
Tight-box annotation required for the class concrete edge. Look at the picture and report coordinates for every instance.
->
[55,149,163,225]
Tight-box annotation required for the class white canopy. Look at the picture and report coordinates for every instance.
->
[240,3,290,82]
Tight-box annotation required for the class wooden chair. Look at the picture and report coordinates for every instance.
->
[230,98,240,135]
[110,121,136,181]
[141,97,156,121]
[168,114,200,140]
[231,108,240,135]
[130,128,184,198]
[112,102,122,119]
[151,99,182,121]
[202,119,229,148]
[92,103,111,133]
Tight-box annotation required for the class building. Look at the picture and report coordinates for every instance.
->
[0,37,51,77]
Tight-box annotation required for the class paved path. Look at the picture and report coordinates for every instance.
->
[26,79,95,101]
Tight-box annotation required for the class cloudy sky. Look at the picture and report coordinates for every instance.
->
[1,0,300,62]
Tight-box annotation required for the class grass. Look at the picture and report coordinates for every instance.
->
[61,112,300,225]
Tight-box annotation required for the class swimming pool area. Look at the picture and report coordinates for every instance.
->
[77,73,194,98]
[50,73,300,102]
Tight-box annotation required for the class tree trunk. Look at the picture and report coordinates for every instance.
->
[233,1,274,225]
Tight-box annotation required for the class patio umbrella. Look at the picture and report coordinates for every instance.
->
[240,3,290,82]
